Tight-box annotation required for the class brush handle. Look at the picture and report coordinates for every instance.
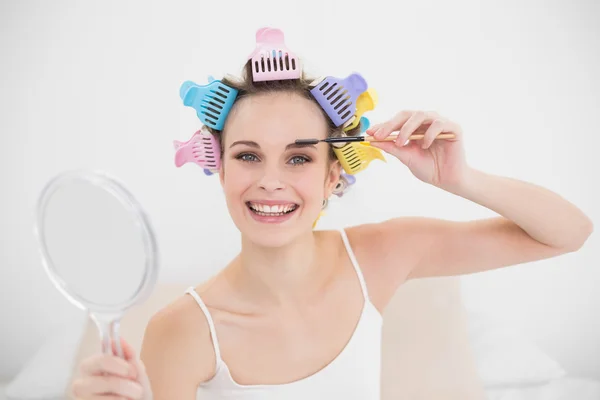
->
[365,133,456,142]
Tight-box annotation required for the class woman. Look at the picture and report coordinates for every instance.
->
[69,33,593,400]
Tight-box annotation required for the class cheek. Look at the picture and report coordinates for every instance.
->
[292,165,328,198]
[222,160,328,201]
[222,162,253,196]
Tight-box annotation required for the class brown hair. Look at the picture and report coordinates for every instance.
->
[205,60,363,162]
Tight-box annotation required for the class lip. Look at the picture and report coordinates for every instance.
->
[246,199,299,206]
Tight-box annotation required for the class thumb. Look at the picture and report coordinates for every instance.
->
[110,337,152,399]
[112,338,146,381]
[115,336,137,361]
[124,340,152,394]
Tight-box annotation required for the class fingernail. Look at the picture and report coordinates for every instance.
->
[374,128,384,139]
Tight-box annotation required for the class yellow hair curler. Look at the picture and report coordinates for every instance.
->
[343,88,378,132]
[333,141,386,175]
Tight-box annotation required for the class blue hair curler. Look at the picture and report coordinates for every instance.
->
[180,77,238,130]
[359,116,370,133]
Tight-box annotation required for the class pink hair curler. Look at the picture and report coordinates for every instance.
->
[248,27,302,82]
[173,127,221,173]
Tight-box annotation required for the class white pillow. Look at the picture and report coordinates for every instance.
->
[466,308,566,388]
[5,313,87,400]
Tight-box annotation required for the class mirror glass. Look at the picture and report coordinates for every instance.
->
[40,178,148,307]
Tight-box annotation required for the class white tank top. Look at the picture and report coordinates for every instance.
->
[185,228,383,399]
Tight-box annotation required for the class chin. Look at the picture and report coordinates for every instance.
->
[245,229,299,248]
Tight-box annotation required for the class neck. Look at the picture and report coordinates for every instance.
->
[227,230,334,308]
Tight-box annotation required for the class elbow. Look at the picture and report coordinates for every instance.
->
[562,217,594,252]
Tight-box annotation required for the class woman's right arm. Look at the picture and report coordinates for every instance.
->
[69,298,215,400]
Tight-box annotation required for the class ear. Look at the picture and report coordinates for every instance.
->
[325,160,342,197]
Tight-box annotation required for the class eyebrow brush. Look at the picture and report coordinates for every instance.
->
[295,133,456,146]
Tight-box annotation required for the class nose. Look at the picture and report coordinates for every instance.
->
[258,164,285,192]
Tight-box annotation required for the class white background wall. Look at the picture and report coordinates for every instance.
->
[1,0,598,381]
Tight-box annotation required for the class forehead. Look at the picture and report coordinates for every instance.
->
[223,92,329,145]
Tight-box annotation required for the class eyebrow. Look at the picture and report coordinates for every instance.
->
[229,140,317,151]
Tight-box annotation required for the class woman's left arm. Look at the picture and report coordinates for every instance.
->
[350,110,592,305]
[404,166,592,280]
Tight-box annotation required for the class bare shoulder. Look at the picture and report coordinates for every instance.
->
[341,220,423,311]
[140,286,217,399]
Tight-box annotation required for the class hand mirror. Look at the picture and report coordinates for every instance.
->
[34,170,159,358]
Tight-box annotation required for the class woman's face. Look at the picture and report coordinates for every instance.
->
[219,92,340,247]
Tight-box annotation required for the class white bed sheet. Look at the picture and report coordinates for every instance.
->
[3,378,600,400]
[0,382,66,400]
[0,383,9,400]
[486,377,600,400]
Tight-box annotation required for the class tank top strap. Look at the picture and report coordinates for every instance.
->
[339,228,370,302]
[185,287,223,365]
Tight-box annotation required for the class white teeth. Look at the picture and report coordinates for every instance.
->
[248,202,297,216]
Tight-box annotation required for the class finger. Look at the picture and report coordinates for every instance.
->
[118,337,150,389]
[116,337,145,382]
[71,376,143,399]
[129,354,151,389]
[365,123,384,136]
[396,111,436,147]
[80,354,135,378]
[421,119,446,149]
[372,110,413,139]
[445,119,463,140]
[117,336,137,362]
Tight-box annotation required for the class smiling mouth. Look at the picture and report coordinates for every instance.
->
[246,202,299,217]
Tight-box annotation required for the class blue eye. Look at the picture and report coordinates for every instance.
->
[289,155,310,165]
[234,153,310,165]
[236,153,259,162]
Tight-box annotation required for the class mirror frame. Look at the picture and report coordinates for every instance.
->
[34,169,159,314]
